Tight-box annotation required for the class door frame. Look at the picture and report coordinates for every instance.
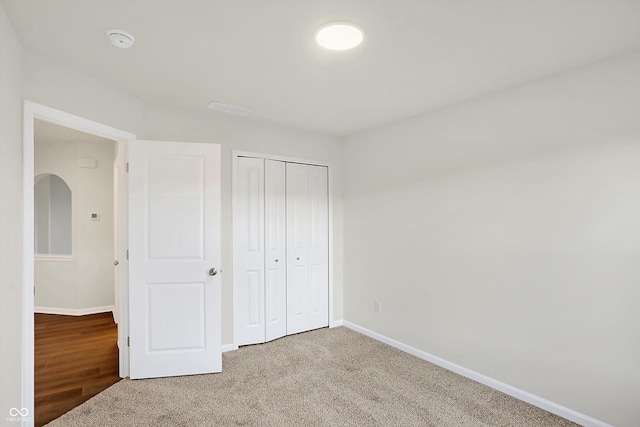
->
[22,101,135,415]
[231,150,336,349]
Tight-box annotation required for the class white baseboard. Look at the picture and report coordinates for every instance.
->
[342,321,611,427]
[35,305,115,316]
[330,319,344,328]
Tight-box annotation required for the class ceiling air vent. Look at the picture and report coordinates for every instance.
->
[206,101,252,116]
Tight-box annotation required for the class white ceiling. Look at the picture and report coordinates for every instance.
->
[5,0,640,137]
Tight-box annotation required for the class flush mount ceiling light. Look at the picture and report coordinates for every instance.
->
[315,21,364,51]
[107,29,135,49]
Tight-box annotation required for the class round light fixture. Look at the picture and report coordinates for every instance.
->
[107,29,135,49]
[315,22,364,51]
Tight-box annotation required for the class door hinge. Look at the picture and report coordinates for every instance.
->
[126,249,129,260]
[127,336,130,347]
[126,162,129,173]
[34,287,36,296]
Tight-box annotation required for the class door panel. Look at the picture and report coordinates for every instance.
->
[147,156,205,259]
[286,164,308,334]
[234,157,265,346]
[148,282,206,350]
[265,160,287,342]
[129,140,221,379]
[286,163,329,334]
[307,165,329,329]
[247,271,261,326]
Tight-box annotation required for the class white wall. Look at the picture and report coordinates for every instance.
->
[22,49,146,137]
[0,2,23,420]
[343,50,640,427]
[21,49,344,346]
[34,138,115,311]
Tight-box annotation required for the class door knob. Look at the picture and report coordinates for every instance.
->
[209,267,218,276]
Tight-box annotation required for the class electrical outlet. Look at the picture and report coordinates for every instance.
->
[374,301,382,313]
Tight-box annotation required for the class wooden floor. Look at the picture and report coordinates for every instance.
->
[35,312,121,426]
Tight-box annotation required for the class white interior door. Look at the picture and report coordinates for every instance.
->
[265,160,286,342]
[286,163,329,334]
[234,157,265,346]
[129,140,221,379]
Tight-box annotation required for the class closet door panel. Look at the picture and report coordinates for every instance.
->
[308,165,329,329]
[286,163,329,334]
[265,160,287,342]
[234,157,265,345]
[286,163,309,334]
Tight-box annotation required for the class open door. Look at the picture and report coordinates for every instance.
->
[128,140,221,379]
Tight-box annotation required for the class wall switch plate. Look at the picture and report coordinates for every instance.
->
[374,301,382,313]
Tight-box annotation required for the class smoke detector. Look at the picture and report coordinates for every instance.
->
[107,29,135,49]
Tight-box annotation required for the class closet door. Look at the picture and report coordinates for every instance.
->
[234,157,265,346]
[264,160,287,341]
[286,163,329,334]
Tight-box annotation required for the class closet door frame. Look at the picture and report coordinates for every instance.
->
[232,151,335,350]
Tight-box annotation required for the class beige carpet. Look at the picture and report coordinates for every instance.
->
[46,327,578,426]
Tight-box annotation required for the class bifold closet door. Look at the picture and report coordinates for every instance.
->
[235,157,265,346]
[286,163,329,335]
[235,158,287,346]
[264,160,287,342]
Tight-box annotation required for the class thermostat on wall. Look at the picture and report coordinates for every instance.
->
[90,213,100,221]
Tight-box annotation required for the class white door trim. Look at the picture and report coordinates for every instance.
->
[22,101,136,416]
[232,150,335,349]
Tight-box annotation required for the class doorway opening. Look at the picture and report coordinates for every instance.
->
[33,119,117,314]
[22,101,135,418]
[32,119,120,425]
